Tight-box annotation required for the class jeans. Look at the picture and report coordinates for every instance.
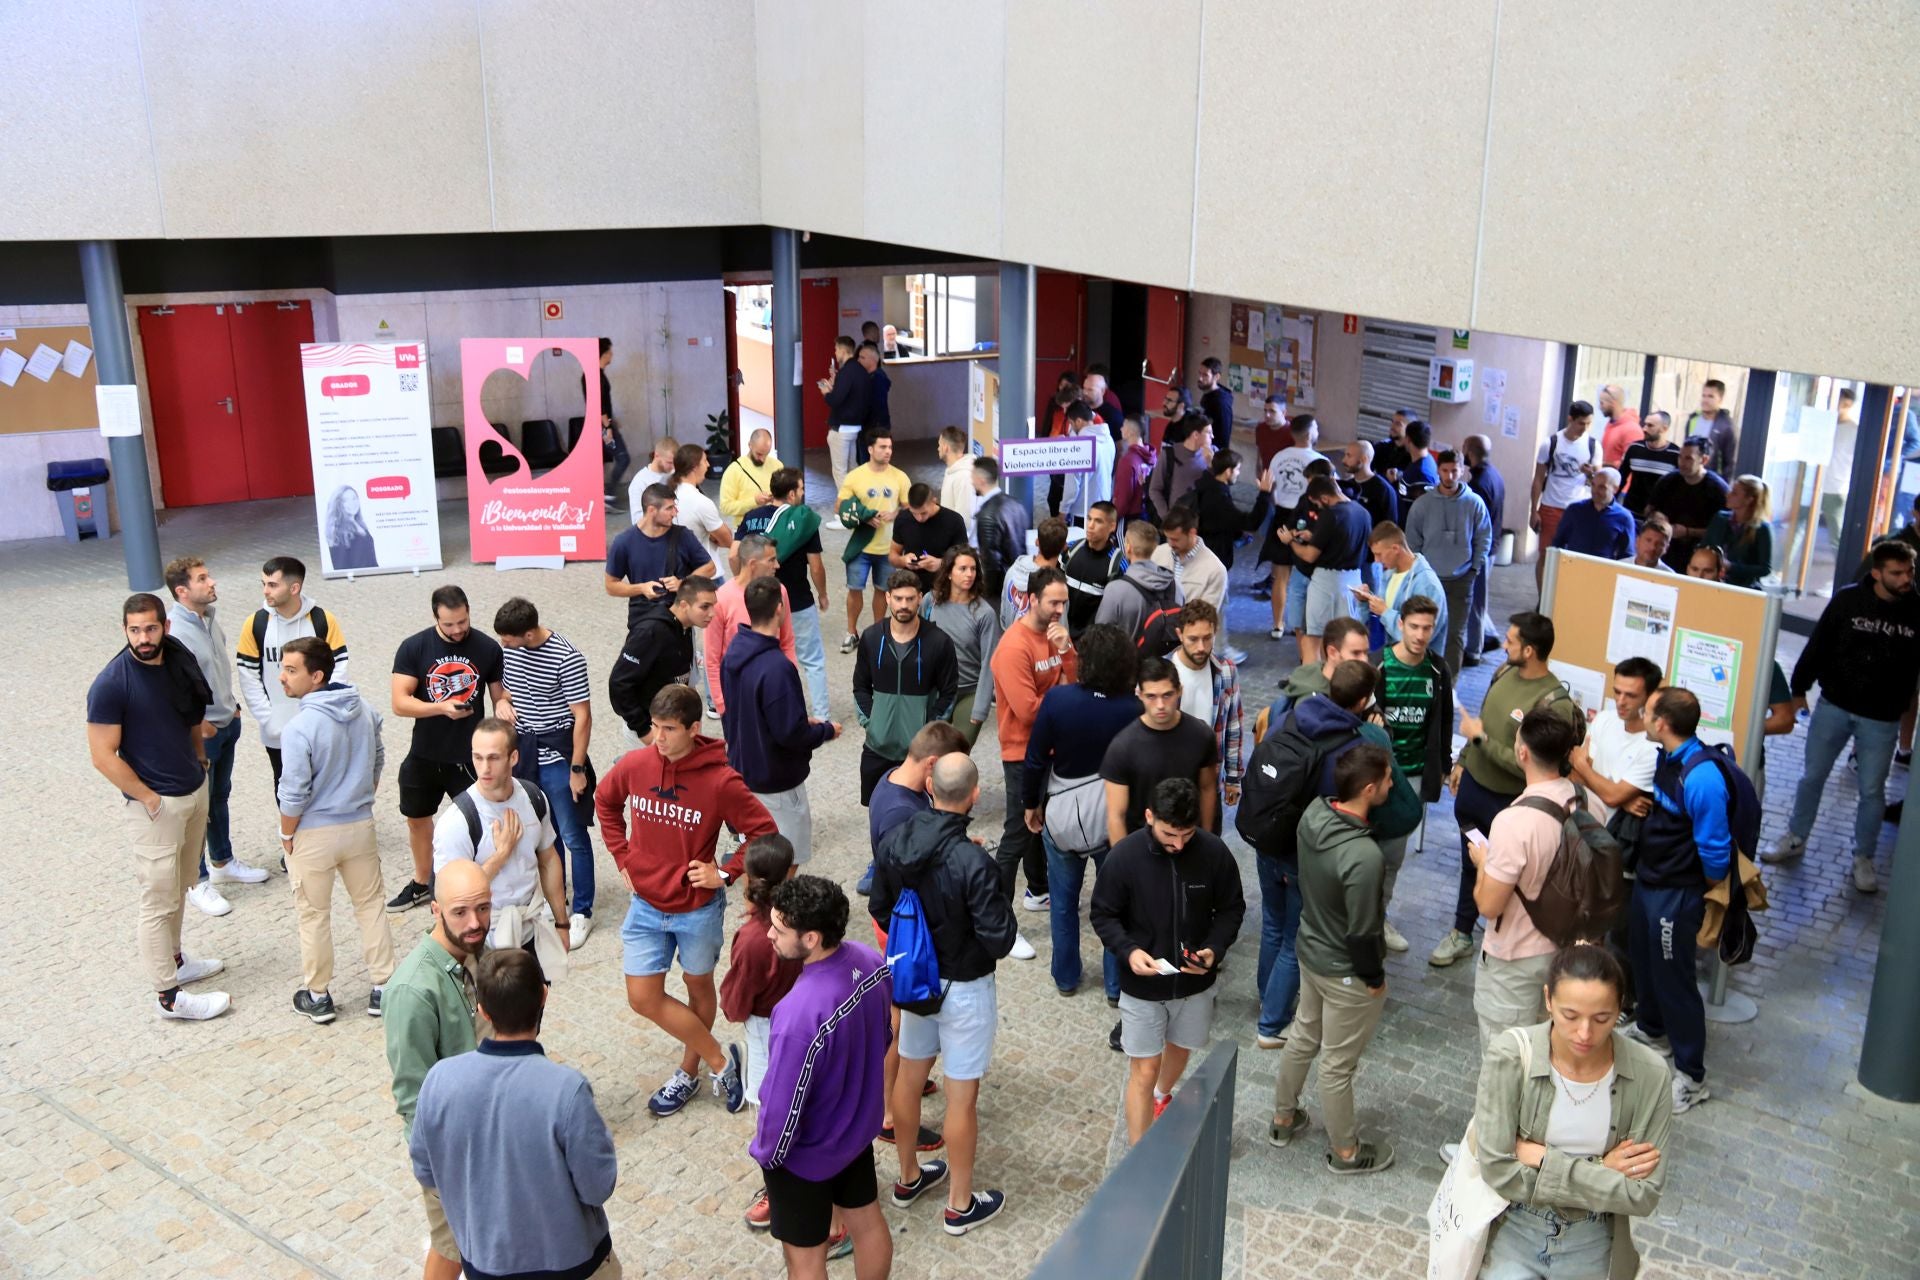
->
[197,718,243,880]
[1375,771,1421,909]
[1255,855,1303,1036]
[1789,699,1899,857]
[789,603,831,720]
[1469,555,1492,650]
[1481,1203,1611,1279]
[1627,881,1707,1083]
[1041,831,1119,999]
[1453,769,1519,935]
[604,426,631,493]
[535,758,596,917]
[997,759,1047,902]
[1440,571,1476,678]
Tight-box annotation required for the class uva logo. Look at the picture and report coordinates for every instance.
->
[425,658,480,704]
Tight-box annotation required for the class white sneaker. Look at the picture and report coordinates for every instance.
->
[570,914,595,950]
[1852,855,1879,894]
[173,954,225,985]
[1671,1074,1711,1115]
[208,857,268,884]
[1427,928,1474,967]
[1268,628,1285,641]
[1021,890,1050,913]
[1256,1031,1286,1050]
[1009,933,1037,961]
[1762,833,1806,865]
[157,989,231,1021]
[1221,646,1250,666]
[1382,920,1409,953]
[1438,1142,1461,1165]
[187,882,232,917]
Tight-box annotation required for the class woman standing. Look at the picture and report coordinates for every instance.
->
[1474,944,1672,1279]
[925,546,1000,748]
[1702,475,1773,587]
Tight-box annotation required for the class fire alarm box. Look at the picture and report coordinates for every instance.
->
[1429,357,1474,404]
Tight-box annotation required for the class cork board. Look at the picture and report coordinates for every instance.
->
[0,325,101,436]
[1541,549,1779,769]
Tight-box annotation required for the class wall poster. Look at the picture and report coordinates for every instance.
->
[300,342,443,577]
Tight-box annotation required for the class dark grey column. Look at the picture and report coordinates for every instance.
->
[770,229,805,473]
[1734,370,1774,478]
[1835,385,1892,581]
[1861,781,1920,1100]
[79,241,162,592]
[997,263,1035,510]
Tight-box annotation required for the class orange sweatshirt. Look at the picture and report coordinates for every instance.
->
[989,621,1078,762]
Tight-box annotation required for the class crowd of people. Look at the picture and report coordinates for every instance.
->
[83,354,1919,1279]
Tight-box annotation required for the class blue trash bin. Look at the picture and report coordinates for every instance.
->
[46,458,112,543]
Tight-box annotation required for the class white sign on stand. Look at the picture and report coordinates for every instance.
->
[300,342,443,578]
[998,436,1096,476]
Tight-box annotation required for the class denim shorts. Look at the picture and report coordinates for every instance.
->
[620,892,726,978]
[898,974,998,1080]
[845,551,892,590]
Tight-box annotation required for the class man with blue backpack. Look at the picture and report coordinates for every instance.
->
[869,752,1015,1238]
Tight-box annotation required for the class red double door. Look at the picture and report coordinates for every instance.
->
[139,301,316,507]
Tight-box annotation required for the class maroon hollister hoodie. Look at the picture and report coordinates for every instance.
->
[593,735,776,915]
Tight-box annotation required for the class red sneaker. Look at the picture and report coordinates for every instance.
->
[744,1188,771,1230]
[922,1077,939,1098]
[1153,1093,1173,1119]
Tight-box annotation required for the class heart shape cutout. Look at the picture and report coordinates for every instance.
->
[477,421,523,478]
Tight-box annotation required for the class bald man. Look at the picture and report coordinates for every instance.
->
[385,860,491,1280]
[1599,383,1643,468]
[721,428,783,523]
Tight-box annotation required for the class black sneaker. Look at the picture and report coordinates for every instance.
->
[878,1124,945,1151]
[386,879,431,913]
[367,987,384,1017]
[891,1159,949,1207]
[1109,1021,1124,1053]
[294,990,337,1024]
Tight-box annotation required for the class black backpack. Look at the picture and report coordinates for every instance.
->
[250,604,330,660]
[449,778,549,853]
[1510,785,1630,946]
[1236,717,1359,864]
[1114,576,1180,658]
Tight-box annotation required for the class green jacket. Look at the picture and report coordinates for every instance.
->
[1292,798,1385,985]
[382,934,478,1140]
[1474,1022,1674,1279]
[1462,665,1578,795]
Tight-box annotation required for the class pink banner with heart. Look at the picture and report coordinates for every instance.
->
[460,337,606,562]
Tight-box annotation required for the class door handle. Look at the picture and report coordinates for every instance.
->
[215,397,235,414]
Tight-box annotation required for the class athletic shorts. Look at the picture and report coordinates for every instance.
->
[762,1145,879,1248]
[1118,988,1217,1058]
[620,892,725,978]
[1305,568,1364,637]
[397,755,475,820]
[898,974,997,1080]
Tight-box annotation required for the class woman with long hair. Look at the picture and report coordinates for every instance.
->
[1471,943,1672,1278]
[324,484,377,570]
[1702,474,1772,587]
[924,545,1000,749]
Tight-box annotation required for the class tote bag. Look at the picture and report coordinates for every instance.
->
[1043,771,1110,855]
[1426,1026,1531,1279]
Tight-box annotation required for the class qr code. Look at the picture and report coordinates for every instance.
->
[398,373,419,393]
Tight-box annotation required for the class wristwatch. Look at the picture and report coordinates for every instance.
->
[717,868,733,886]
[570,765,586,775]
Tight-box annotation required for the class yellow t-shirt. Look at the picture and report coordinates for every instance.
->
[837,463,911,556]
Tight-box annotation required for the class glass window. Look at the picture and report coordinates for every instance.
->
[896,273,999,357]
[1763,374,1867,626]
[1570,346,1647,415]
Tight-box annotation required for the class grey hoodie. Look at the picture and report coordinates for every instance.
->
[1404,484,1492,580]
[1093,559,1179,638]
[278,683,385,829]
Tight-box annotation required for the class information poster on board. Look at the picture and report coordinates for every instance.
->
[1606,574,1679,667]
[1672,628,1743,746]
[460,338,605,563]
[300,343,443,577]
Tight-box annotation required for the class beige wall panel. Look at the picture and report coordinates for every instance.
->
[482,0,760,230]
[1002,0,1198,287]
[862,3,1005,259]
[1477,0,1920,385]
[0,3,162,239]
[754,0,865,238]
[1192,0,1493,328]
[137,0,492,237]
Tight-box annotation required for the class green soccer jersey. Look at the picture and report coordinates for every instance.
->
[1381,647,1439,774]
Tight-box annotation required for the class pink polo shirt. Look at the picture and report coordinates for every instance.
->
[705,577,798,714]
[1481,777,1594,961]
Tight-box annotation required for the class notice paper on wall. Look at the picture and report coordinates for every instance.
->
[1501,404,1520,439]
[1606,573,1679,667]
[61,340,93,378]
[96,383,141,437]
[1481,367,1507,427]
[24,344,61,382]
[1672,628,1743,747]
[0,348,24,388]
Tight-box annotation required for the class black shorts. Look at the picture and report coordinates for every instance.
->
[859,748,901,807]
[398,755,476,819]
[762,1146,878,1248]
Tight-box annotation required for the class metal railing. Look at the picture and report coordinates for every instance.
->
[1027,1042,1238,1280]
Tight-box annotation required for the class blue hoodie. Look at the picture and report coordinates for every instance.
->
[278,682,384,829]
[1379,551,1448,645]
[721,626,833,794]
[1286,693,1369,796]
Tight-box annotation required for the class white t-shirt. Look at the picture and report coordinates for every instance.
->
[1544,1063,1616,1158]
[627,462,676,523]
[1536,429,1600,510]
[675,482,731,582]
[431,783,557,948]
[1585,708,1659,823]
[1266,446,1321,511]
[1175,656,1215,725]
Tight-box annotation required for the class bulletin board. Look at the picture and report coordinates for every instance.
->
[0,325,101,435]
[1227,304,1317,415]
[1541,549,1781,771]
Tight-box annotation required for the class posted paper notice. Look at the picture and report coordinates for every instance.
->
[61,340,93,378]
[1672,628,1742,740]
[24,344,61,382]
[1548,660,1608,727]
[1606,574,1679,667]
[0,348,24,388]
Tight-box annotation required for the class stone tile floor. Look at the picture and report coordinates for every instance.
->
[1,448,1913,1278]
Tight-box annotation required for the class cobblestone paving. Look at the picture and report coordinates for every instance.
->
[1,450,1914,1277]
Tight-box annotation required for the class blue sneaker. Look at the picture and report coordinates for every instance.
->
[942,1189,1007,1236]
[890,1158,949,1207]
[647,1069,699,1118]
[856,863,875,895]
[711,1042,746,1113]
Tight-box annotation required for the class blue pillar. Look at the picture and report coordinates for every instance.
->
[79,241,162,592]
[997,263,1035,511]
[770,229,805,478]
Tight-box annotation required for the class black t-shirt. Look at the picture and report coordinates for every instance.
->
[1309,499,1374,571]
[391,626,505,763]
[1101,714,1220,834]
[893,507,969,591]
[85,648,205,797]
[738,503,825,612]
[1649,471,1730,567]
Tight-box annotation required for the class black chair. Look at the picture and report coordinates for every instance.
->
[567,416,586,451]
[521,418,564,471]
[431,427,464,479]
[479,422,518,478]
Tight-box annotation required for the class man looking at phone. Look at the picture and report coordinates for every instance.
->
[1361,522,1446,649]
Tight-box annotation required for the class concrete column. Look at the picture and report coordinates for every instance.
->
[997,262,1036,510]
[1836,385,1892,580]
[770,229,805,475]
[1860,783,1920,1100]
[79,241,162,592]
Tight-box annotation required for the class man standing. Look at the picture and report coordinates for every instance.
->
[1599,383,1643,467]
[491,598,598,948]
[1648,439,1731,572]
[626,435,679,519]
[87,593,230,1021]
[1064,501,1123,638]
[1096,521,1178,641]
[1197,356,1234,455]
[971,457,1031,611]
[165,556,266,916]
[1570,657,1663,825]
[1267,744,1397,1173]
[237,555,350,810]
[1375,596,1452,954]
[754,876,896,1279]
[588,337,629,507]
[739,468,832,719]
[1463,434,1508,654]
[411,950,621,1280]
[1400,420,1439,503]
[1375,409,1414,492]
[1528,401,1602,588]
[818,335,871,493]
[1361,523,1446,648]
[604,482,715,628]
[388,586,512,913]
[1091,777,1244,1144]
[723,576,841,867]
[1629,688,1734,1114]
[596,684,767,1117]
[1266,616,1371,733]
[1276,477,1373,668]
[1549,466,1637,562]
[608,577,717,744]
[1152,505,1228,613]
[1405,451,1493,676]
[1168,602,1244,823]
[1193,449,1274,576]
[721,427,782,524]
[1341,439,1398,531]
[706,533,798,717]
[1769,540,1920,893]
[1264,414,1323,632]
[1619,410,1680,521]
[1683,379,1738,477]
[1102,657,1221,847]
[989,567,1076,921]
[1001,516,1069,629]
[276,636,395,1023]
[852,571,959,806]
[837,430,913,652]
[938,426,976,534]
[1114,416,1155,528]
[859,340,892,456]
[889,483,968,593]
[870,753,1016,1237]
[384,860,490,1280]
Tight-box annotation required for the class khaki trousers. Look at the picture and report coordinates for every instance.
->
[1272,965,1386,1152]
[123,786,210,992]
[1473,948,1552,1051]
[287,818,395,993]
